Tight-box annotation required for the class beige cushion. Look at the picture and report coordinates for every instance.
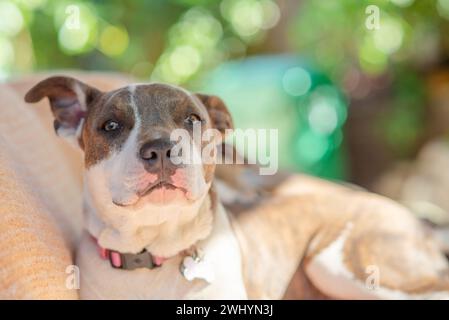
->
[0,72,132,299]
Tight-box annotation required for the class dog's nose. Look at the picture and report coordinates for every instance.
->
[140,139,175,170]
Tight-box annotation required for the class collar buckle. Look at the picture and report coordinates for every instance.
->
[113,250,157,270]
[92,236,161,270]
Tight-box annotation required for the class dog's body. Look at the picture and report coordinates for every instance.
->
[217,169,449,299]
[25,75,449,300]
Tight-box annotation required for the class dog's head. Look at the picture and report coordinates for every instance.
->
[25,76,232,225]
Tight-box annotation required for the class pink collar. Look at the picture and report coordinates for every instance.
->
[92,236,166,270]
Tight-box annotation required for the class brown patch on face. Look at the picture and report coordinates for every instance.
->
[82,89,135,168]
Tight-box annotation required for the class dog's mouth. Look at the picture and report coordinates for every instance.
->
[112,177,190,208]
[139,181,181,197]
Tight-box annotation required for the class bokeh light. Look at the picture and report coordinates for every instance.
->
[56,3,98,55]
[359,36,388,74]
[373,18,404,55]
[171,8,223,50]
[0,36,14,78]
[169,45,201,78]
[295,131,330,165]
[437,0,449,20]
[259,0,281,29]
[308,98,339,135]
[152,7,223,84]
[222,0,264,37]
[221,0,280,38]
[99,25,129,57]
[0,1,24,37]
[282,67,312,96]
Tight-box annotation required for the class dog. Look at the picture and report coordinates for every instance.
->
[25,76,247,299]
[25,75,449,300]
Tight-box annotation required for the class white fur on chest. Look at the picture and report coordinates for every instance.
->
[77,205,247,300]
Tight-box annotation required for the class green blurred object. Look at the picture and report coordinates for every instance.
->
[200,55,348,180]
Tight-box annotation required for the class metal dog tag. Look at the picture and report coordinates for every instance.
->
[180,250,214,284]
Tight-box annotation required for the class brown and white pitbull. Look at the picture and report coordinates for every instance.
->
[25,75,449,300]
[25,76,246,299]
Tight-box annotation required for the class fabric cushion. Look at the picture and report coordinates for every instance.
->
[0,72,132,299]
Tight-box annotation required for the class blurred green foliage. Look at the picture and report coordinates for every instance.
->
[291,0,449,78]
[291,0,449,156]
[3,0,449,177]
[0,0,280,84]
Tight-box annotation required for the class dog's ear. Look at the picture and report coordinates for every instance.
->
[25,76,101,144]
[195,94,233,135]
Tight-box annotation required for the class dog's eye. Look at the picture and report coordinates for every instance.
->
[102,120,120,132]
[185,114,201,124]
